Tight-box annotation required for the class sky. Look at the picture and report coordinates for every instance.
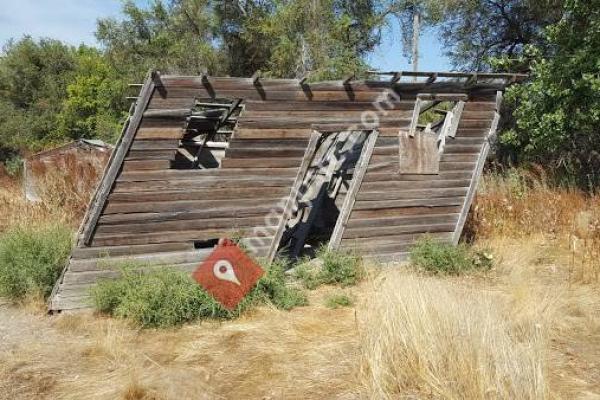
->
[0,0,452,72]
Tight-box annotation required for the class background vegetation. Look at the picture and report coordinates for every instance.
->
[0,0,597,188]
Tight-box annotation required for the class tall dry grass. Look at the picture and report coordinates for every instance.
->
[0,163,95,232]
[466,167,595,239]
[359,273,551,400]
[467,167,600,285]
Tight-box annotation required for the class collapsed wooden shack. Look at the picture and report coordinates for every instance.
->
[24,139,112,203]
[49,71,524,311]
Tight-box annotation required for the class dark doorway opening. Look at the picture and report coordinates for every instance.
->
[275,129,378,260]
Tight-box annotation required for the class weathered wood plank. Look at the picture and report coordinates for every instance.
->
[136,127,185,139]
[118,168,297,182]
[91,226,276,247]
[112,177,295,192]
[69,250,211,272]
[238,116,411,129]
[221,158,301,169]
[98,206,278,225]
[104,197,286,214]
[267,131,321,261]
[353,197,465,210]
[79,71,157,247]
[71,242,194,259]
[343,223,456,239]
[357,188,468,201]
[109,186,290,202]
[330,130,378,249]
[364,171,473,182]
[452,91,502,244]
[243,100,415,111]
[341,231,453,249]
[346,213,458,229]
[95,216,269,235]
[349,205,461,219]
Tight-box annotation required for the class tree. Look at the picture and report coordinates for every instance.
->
[0,37,79,154]
[438,0,563,70]
[96,0,226,78]
[57,48,128,143]
[96,0,382,80]
[500,0,600,187]
[255,0,380,79]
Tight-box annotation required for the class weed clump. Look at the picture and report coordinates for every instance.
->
[324,292,354,309]
[0,223,71,300]
[91,259,307,328]
[409,237,493,275]
[295,247,364,289]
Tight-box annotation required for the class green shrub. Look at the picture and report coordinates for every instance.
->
[90,259,307,328]
[250,259,308,310]
[295,248,364,289]
[91,267,230,328]
[409,237,493,275]
[0,223,72,300]
[317,247,364,287]
[324,292,354,309]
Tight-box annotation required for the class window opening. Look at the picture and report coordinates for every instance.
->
[174,98,243,169]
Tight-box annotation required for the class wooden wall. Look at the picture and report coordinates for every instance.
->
[49,75,501,311]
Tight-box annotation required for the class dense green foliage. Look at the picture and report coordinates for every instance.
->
[500,0,600,187]
[91,259,307,328]
[0,223,71,300]
[0,0,597,188]
[0,0,381,163]
[295,248,364,289]
[409,237,493,275]
[438,0,563,70]
[0,38,127,159]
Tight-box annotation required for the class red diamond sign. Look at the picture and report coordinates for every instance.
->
[192,239,264,310]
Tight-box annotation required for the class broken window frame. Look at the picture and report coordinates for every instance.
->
[174,98,243,169]
[400,94,466,174]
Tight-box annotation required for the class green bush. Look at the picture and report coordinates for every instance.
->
[91,267,230,328]
[90,259,307,328]
[251,259,308,310]
[324,292,354,309]
[318,247,364,286]
[295,248,364,289]
[0,223,72,300]
[409,237,493,275]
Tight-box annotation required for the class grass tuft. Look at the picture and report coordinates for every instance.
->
[295,247,364,289]
[324,292,354,309]
[0,222,71,300]
[409,237,493,275]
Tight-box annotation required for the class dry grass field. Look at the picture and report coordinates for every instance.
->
[1,169,600,399]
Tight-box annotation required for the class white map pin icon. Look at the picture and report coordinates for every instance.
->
[213,260,241,285]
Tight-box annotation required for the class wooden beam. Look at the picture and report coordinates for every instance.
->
[408,98,422,137]
[367,70,528,82]
[328,130,379,250]
[266,130,321,261]
[391,72,402,84]
[447,101,465,138]
[251,70,261,84]
[426,73,438,84]
[79,70,157,246]
[452,90,503,244]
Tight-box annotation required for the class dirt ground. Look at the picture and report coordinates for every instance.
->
[0,288,363,400]
[1,238,600,400]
